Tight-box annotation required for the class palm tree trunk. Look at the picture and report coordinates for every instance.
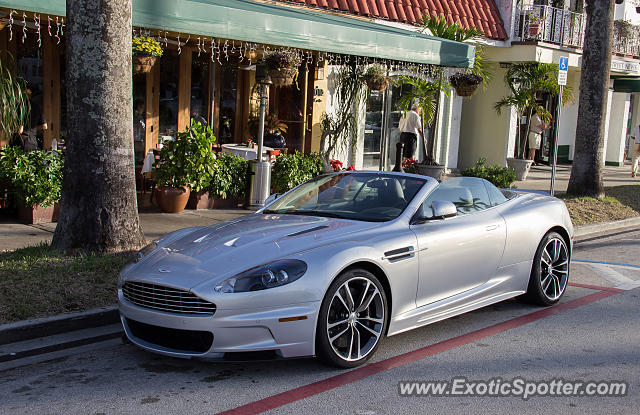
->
[566,0,613,197]
[52,0,145,253]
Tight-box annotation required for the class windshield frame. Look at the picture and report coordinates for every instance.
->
[263,172,428,223]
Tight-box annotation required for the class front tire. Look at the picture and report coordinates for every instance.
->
[316,268,388,368]
[522,231,570,306]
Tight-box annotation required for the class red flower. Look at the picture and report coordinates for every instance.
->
[345,164,355,171]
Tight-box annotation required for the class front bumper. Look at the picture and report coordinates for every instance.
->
[118,290,320,359]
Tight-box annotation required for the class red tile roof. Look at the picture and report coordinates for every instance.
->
[282,0,508,40]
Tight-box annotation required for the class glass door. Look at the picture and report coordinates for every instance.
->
[363,90,385,170]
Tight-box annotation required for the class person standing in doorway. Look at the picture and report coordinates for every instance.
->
[399,102,423,161]
[527,108,549,164]
[631,123,640,177]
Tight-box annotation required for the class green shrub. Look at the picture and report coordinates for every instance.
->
[461,158,516,188]
[208,152,248,199]
[156,121,216,191]
[0,147,63,206]
[272,151,324,193]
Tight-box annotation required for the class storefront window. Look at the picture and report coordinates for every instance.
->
[159,49,179,141]
[133,73,146,167]
[191,52,210,127]
[17,38,44,150]
[218,59,238,144]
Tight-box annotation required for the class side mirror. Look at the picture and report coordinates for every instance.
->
[264,193,282,206]
[431,200,457,219]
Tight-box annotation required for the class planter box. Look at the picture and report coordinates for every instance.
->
[18,204,60,224]
[187,191,240,209]
[415,164,446,181]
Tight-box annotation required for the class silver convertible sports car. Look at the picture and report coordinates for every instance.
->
[119,172,573,368]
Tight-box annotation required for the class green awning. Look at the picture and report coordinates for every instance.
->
[613,77,640,93]
[3,0,474,67]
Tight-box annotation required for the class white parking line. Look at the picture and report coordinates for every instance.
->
[576,262,640,291]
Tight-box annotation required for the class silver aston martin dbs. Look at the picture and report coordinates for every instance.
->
[119,172,573,368]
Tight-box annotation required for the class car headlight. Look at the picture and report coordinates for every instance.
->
[214,259,307,293]
[136,241,158,262]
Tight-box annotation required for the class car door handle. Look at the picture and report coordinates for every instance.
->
[485,225,499,231]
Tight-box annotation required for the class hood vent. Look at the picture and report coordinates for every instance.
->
[286,225,329,237]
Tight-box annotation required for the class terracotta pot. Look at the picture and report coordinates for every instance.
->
[415,164,446,181]
[528,23,540,36]
[365,76,389,91]
[18,204,58,224]
[506,158,534,181]
[269,68,296,87]
[133,55,157,74]
[156,186,190,213]
[455,84,479,97]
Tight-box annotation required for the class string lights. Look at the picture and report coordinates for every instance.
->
[2,9,438,79]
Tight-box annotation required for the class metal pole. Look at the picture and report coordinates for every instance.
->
[257,84,267,161]
[550,85,563,196]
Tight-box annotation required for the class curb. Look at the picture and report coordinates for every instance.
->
[2,216,639,346]
[574,216,640,239]
[0,305,118,345]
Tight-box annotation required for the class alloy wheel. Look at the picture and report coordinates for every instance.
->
[326,277,385,362]
[539,237,569,301]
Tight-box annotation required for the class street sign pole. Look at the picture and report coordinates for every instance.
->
[550,84,562,196]
[551,56,568,196]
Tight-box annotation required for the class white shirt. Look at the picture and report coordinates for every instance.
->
[400,110,422,135]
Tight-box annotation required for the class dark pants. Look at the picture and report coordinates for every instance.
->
[400,132,417,158]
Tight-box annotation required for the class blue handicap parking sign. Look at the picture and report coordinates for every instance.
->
[559,56,568,71]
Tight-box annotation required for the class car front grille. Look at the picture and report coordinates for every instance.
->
[125,318,213,353]
[122,281,216,315]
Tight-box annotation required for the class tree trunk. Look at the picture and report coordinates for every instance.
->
[52,0,145,253]
[566,0,613,197]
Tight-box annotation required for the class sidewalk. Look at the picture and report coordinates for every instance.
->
[0,208,250,252]
[513,162,638,193]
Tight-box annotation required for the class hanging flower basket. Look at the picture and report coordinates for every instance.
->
[365,76,390,91]
[133,55,157,74]
[449,72,483,97]
[132,35,163,74]
[269,68,297,87]
[455,84,479,97]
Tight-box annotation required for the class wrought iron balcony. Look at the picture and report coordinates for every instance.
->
[514,4,640,59]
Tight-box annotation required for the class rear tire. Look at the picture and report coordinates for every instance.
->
[316,268,388,368]
[521,231,570,306]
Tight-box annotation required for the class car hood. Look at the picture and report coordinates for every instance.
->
[126,213,380,289]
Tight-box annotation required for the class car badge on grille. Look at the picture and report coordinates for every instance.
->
[158,268,171,273]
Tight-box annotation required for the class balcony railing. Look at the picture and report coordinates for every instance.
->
[514,4,640,59]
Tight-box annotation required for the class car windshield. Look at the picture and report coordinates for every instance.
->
[264,173,427,222]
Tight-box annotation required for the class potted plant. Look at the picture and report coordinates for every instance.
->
[528,13,541,37]
[203,152,248,208]
[402,158,418,174]
[0,147,63,224]
[364,64,389,91]
[272,151,324,193]
[265,51,301,87]
[495,62,571,181]
[263,114,288,148]
[449,72,483,97]
[156,121,216,213]
[132,35,163,74]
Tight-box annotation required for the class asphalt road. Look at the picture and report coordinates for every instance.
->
[1,229,639,415]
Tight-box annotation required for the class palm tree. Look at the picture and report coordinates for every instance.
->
[0,54,30,142]
[495,62,572,159]
[566,0,614,197]
[52,0,146,253]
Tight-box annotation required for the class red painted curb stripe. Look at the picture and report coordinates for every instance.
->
[216,289,619,415]
[568,282,625,293]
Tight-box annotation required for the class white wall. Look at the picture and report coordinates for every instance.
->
[602,87,615,167]
[606,92,631,165]
[446,96,463,169]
